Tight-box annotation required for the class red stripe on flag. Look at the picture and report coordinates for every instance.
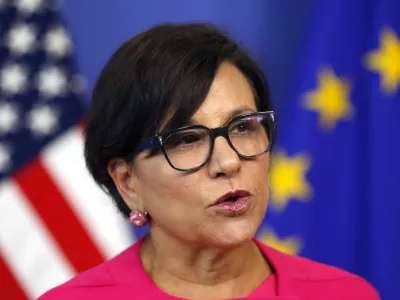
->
[14,158,105,273]
[0,253,29,300]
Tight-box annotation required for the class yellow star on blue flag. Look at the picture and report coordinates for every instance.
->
[302,67,354,130]
[364,27,400,95]
[269,150,312,211]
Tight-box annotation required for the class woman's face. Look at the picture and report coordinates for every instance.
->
[130,62,270,248]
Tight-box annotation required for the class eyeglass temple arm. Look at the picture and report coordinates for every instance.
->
[135,136,160,151]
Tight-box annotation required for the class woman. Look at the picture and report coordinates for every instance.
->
[39,23,379,299]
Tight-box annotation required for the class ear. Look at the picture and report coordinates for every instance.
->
[107,158,142,211]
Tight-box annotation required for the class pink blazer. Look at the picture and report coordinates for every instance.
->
[38,236,380,299]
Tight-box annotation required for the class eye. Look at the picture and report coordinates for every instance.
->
[235,121,252,131]
[176,133,201,145]
[230,118,256,134]
[165,130,207,148]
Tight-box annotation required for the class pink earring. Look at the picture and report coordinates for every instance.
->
[129,211,148,227]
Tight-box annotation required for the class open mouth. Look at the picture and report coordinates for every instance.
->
[224,196,240,202]
[213,190,251,206]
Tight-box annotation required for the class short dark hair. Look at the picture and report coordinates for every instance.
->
[84,23,273,217]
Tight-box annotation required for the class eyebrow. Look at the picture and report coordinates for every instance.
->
[227,106,257,120]
[188,106,257,126]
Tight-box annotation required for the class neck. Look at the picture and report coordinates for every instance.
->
[140,228,272,297]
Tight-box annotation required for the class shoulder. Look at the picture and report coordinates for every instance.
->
[37,242,142,300]
[287,253,379,299]
[254,239,380,299]
[37,263,115,300]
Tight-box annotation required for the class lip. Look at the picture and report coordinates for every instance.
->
[213,189,252,206]
[213,196,251,215]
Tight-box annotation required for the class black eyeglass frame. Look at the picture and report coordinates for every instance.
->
[134,111,276,172]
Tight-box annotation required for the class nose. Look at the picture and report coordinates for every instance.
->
[207,136,241,178]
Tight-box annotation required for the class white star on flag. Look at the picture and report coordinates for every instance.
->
[0,101,19,134]
[0,63,28,95]
[27,105,58,136]
[44,26,72,57]
[0,143,12,172]
[36,66,67,97]
[16,0,43,14]
[6,23,37,56]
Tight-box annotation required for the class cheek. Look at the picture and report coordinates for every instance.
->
[136,158,200,211]
[137,162,206,237]
[252,155,270,183]
[249,156,270,205]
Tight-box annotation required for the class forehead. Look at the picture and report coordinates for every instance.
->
[191,62,257,126]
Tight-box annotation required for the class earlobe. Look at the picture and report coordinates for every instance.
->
[107,158,138,210]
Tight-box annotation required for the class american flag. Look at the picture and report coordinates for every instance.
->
[0,1,133,299]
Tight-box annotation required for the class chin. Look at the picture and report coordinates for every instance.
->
[206,219,258,250]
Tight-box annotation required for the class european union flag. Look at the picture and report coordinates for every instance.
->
[258,1,400,299]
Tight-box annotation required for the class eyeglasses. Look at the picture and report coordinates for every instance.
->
[135,111,276,171]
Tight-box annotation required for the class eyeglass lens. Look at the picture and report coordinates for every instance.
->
[163,115,271,170]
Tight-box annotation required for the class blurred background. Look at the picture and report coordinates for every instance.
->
[0,0,399,299]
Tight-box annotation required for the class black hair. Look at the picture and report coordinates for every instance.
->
[83,22,273,217]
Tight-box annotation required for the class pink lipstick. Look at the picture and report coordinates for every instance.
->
[212,190,251,215]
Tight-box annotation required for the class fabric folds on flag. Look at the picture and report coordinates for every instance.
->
[258,1,400,299]
[0,2,132,299]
